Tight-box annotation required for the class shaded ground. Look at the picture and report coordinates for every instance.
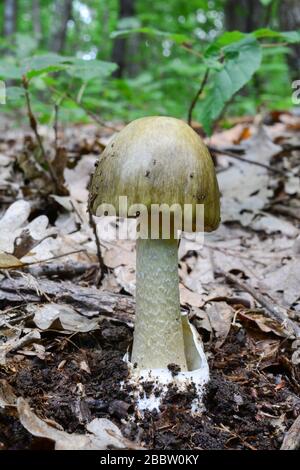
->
[0,113,300,449]
[1,319,298,450]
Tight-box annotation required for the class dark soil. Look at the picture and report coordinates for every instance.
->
[0,320,298,450]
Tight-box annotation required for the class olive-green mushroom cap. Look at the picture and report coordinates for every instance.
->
[89,116,220,232]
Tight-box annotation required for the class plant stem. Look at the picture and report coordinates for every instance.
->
[22,76,59,189]
[187,68,209,127]
[131,237,187,371]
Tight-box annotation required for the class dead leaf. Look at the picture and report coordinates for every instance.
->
[17,398,140,450]
[29,303,99,333]
[205,302,234,346]
[0,252,23,268]
[0,379,17,408]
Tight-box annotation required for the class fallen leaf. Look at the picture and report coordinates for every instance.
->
[17,398,140,450]
[29,303,99,333]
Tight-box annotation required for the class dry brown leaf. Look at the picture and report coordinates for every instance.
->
[17,398,140,450]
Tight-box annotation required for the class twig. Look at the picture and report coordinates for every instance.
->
[53,103,59,155]
[208,145,285,176]
[281,415,300,450]
[180,43,203,59]
[48,85,119,132]
[88,205,107,286]
[187,68,209,126]
[28,261,98,278]
[22,76,59,189]
[270,204,300,222]
[0,249,87,271]
[221,270,300,338]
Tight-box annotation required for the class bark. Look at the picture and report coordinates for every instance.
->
[279,0,300,77]
[50,0,73,53]
[224,0,265,32]
[112,0,137,78]
[32,0,41,44]
[0,275,135,325]
[3,0,17,37]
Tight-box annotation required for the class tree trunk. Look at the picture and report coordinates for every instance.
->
[112,0,136,78]
[279,0,300,77]
[32,0,41,44]
[50,0,73,53]
[224,0,265,32]
[3,0,17,37]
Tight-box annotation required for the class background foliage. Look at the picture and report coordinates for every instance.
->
[0,0,299,134]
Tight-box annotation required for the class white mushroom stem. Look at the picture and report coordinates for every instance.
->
[131,237,188,371]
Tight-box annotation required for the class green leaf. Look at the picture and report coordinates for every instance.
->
[15,34,37,58]
[110,27,189,44]
[198,37,262,135]
[253,29,300,43]
[206,31,246,55]
[259,0,273,5]
[5,86,25,101]
[0,62,22,79]
[26,65,67,79]
[22,54,72,76]
[66,59,118,81]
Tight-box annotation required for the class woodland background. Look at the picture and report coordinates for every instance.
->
[1,0,300,130]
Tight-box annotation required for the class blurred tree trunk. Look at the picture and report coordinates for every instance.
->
[112,0,137,78]
[50,0,73,53]
[224,0,265,32]
[32,0,41,45]
[3,0,17,37]
[279,0,300,77]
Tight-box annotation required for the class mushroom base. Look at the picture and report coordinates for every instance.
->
[124,314,209,413]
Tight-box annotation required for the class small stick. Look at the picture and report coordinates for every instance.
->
[48,85,119,132]
[0,249,87,271]
[281,415,300,450]
[54,103,59,155]
[209,145,285,176]
[221,270,300,338]
[22,76,59,189]
[88,206,107,286]
[187,69,209,126]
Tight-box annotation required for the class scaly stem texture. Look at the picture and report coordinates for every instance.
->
[131,237,187,371]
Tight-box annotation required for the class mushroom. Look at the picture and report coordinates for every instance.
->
[89,116,220,405]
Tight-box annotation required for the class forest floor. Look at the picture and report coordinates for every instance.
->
[0,111,300,450]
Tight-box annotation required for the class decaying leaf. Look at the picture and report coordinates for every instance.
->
[28,303,99,333]
[260,257,300,307]
[17,398,140,450]
[0,380,17,408]
[0,329,41,365]
[0,252,23,268]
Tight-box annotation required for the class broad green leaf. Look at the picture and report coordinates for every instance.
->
[198,37,262,135]
[5,86,25,101]
[206,31,246,55]
[22,54,72,76]
[110,27,189,44]
[26,65,67,79]
[0,62,22,79]
[253,29,300,43]
[66,59,118,81]
[15,34,37,58]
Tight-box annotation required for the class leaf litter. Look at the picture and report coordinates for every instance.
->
[0,112,300,449]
